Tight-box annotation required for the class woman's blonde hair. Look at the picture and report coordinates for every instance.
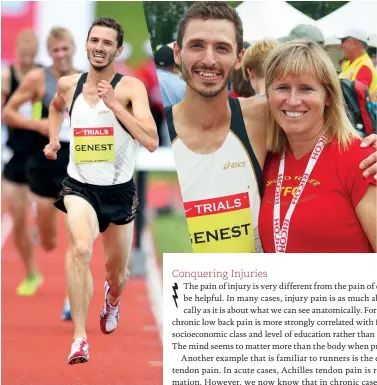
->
[264,40,358,154]
[242,40,278,80]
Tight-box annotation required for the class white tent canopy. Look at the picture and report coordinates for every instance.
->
[236,1,316,43]
[316,1,377,47]
[163,1,376,50]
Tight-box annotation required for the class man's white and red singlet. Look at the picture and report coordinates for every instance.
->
[67,73,139,185]
[165,98,264,253]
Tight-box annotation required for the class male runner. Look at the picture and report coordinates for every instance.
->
[43,17,158,364]
[3,28,77,320]
[2,30,40,295]
[165,1,377,253]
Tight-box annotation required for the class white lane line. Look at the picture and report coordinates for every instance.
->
[143,228,163,342]
[1,213,13,249]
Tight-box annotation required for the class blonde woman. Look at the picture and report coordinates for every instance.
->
[258,40,376,253]
[241,40,278,97]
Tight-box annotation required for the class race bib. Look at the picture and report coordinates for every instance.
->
[184,192,255,253]
[73,127,115,163]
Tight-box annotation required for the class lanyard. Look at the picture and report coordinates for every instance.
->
[273,132,328,253]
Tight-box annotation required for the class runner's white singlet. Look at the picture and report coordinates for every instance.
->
[67,73,139,185]
[166,98,264,253]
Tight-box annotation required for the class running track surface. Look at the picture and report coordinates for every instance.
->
[0,181,178,385]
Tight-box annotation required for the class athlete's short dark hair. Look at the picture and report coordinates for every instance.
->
[176,1,243,54]
[87,17,124,48]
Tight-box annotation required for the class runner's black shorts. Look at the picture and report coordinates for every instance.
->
[3,143,69,198]
[54,176,139,233]
[26,142,70,199]
[3,151,29,184]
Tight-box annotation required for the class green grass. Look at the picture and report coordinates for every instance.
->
[151,213,192,264]
[146,170,190,263]
[96,1,150,67]
[147,171,179,184]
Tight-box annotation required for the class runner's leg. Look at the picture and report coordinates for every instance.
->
[102,222,134,305]
[64,194,99,339]
[33,194,58,251]
[99,222,134,334]
[3,180,37,277]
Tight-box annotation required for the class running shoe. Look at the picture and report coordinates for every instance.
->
[16,273,43,296]
[61,297,72,321]
[100,281,120,334]
[67,337,89,365]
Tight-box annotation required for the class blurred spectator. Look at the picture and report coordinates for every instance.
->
[114,41,135,77]
[133,42,165,144]
[229,41,254,97]
[338,58,347,71]
[2,29,39,166]
[338,28,377,98]
[242,41,251,50]
[229,67,255,98]
[282,24,325,45]
[154,45,186,107]
[370,52,377,69]
[2,30,39,108]
[241,40,278,97]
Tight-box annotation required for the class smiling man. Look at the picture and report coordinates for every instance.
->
[164,1,377,254]
[43,17,158,364]
[166,2,272,253]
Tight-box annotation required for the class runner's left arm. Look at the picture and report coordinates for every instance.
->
[360,134,377,180]
[98,77,159,152]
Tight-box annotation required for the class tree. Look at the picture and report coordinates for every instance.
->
[287,1,348,20]
[143,1,349,50]
[143,2,192,51]
[143,1,242,51]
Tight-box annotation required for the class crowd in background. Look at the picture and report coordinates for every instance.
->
[6,20,375,161]
[153,23,377,138]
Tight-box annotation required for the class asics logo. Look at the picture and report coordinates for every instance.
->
[223,161,246,170]
[98,110,110,115]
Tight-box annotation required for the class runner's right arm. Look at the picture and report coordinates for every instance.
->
[2,68,47,134]
[44,75,73,160]
[48,77,68,142]
[240,96,269,169]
